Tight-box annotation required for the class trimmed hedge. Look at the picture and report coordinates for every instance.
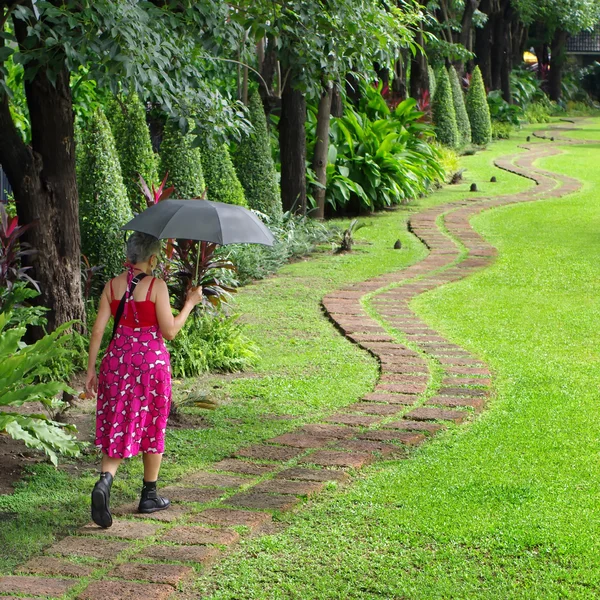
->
[449,66,471,146]
[432,67,459,149]
[199,141,247,206]
[108,93,158,213]
[159,120,206,198]
[466,66,492,145]
[232,92,282,219]
[77,108,133,278]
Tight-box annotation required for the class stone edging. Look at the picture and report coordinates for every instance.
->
[0,123,588,599]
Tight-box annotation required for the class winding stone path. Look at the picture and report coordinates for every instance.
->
[1,122,590,598]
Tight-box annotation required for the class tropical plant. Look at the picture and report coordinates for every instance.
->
[199,142,247,206]
[223,211,333,284]
[432,67,460,149]
[167,311,258,378]
[168,241,238,312]
[510,69,546,108]
[449,66,471,146]
[77,107,134,279]
[107,92,158,213]
[324,96,444,212]
[524,101,552,123]
[0,312,83,466]
[0,204,38,292]
[491,121,513,140]
[334,219,367,252]
[487,90,522,126]
[159,120,206,199]
[232,92,282,220]
[466,66,493,145]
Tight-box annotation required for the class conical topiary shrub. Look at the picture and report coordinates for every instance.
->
[428,65,437,99]
[199,140,247,206]
[159,120,206,198]
[108,92,158,213]
[77,108,134,279]
[232,92,282,219]
[449,66,471,147]
[466,66,492,145]
[432,67,459,149]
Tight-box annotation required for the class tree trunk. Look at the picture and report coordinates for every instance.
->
[392,54,407,99]
[500,4,514,102]
[259,35,280,115]
[474,0,492,89]
[279,85,307,215]
[460,0,480,51]
[490,10,504,90]
[331,82,344,118]
[312,82,333,220]
[455,0,479,76]
[549,28,569,101]
[410,18,429,100]
[0,37,85,333]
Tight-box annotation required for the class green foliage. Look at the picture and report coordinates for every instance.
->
[232,92,282,219]
[449,66,471,146]
[159,120,206,199]
[491,121,513,140]
[324,85,444,212]
[432,67,460,149]
[224,212,333,285]
[487,90,523,126]
[510,69,546,108]
[107,92,158,213]
[524,102,552,123]
[0,312,83,466]
[3,1,247,141]
[199,141,247,206]
[466,66,492,145]
[167,312,258,378]
[431,142,461,183]
[77,107,133,279]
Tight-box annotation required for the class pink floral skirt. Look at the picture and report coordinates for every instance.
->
[95,324,172,459]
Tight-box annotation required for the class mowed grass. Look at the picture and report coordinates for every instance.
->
[187,129,600,598]
[0,129,541,575]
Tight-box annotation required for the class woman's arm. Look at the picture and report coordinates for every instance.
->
[155,279,203,341]
[85,284,112,397]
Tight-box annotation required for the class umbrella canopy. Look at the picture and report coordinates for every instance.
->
[121,199,275,246]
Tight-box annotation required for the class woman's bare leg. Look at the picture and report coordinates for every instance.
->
[101,453,122,476]
[142,452,163,481]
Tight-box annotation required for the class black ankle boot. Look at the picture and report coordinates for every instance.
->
[91,472,113,529]
[138,480,170,514]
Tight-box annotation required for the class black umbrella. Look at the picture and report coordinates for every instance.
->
[121,199,276,282]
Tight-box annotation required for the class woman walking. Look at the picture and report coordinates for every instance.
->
[85,232,202,528]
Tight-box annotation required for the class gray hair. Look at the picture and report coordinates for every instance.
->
[126,232,161,264]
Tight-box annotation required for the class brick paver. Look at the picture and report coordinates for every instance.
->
[107,563,193,586]
[0,576,77,597]
[78,580,174,600]
[161,526,240,546]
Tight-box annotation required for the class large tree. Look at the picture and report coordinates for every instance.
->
[513,0,600,100]
[0,0,243,332]
[236,0,418,216]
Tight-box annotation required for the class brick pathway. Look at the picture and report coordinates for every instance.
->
[1,124,589,598]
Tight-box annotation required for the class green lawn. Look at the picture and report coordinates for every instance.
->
[0,124,558,582]
[185,126,600,598]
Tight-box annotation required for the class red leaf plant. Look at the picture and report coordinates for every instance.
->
[0,204,39,292]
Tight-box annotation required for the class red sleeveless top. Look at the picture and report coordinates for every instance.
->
[109,277,158,328]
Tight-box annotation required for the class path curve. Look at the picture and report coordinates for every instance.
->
[0,122,590,599]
